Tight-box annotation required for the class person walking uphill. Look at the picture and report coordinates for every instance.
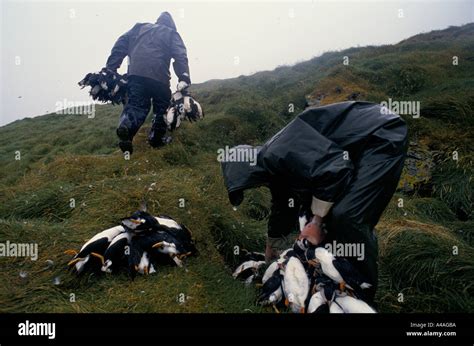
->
[221,101,408,303]
[105,12,191,154]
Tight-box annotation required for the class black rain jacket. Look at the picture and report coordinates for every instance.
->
[221,101,407,205]
[106,12,190,86]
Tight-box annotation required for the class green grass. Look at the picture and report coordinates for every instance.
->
[0,23,473,313]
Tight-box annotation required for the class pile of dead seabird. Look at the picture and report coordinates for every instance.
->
[65,210,197,279]
[78,68,128,105]
[233,242,376,313]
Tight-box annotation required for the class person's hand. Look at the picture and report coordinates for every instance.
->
[299,215,325,246]
[177,81,189,92]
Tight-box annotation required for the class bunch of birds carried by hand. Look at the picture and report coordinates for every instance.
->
[233,242,376,314]
[164,89,204,131]
[65,209,197,279]
[78,68,128,105]
[77,68,204,128]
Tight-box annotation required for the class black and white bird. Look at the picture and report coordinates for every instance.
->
[261,260,280,283]
[101,231,132,274]
[313,274,338,302]
[127,237,148,277]
[307,291,330,314]
[164,90,204,131]
[329,300,344,313]
[233,260,266,284]
[257,268,284,309]
[309,247,372,294]
[126,214,196,274]
[282,256,309,313]
[66,209,196,278]
[121,211,160,233]
[137,252,157,275]
[307,274,339,313]
[298,205,314,232]
[78,68,128,105]
[234,242,377,314]
[65,225,125,273]
[154,215,197,256]
[333,294,376,313]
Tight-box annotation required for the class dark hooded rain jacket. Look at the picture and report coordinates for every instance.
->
[221,101,408,218]
[106,12,190,86]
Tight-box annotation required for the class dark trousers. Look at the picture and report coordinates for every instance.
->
[267,122,408,302]
[118,75,171,142]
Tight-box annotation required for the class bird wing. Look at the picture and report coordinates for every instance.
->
[104,235,130,260]
[233,260,259,278]
[258,273,283,304]
[79,225,125,252]
[155,216,181,229]
[283,258,309,307]
[76,237,110,259]
[333,258,371,289]
[335,296,376,313]
[320,259,343,283]
[307,292,325,313]
[262,261,279,284]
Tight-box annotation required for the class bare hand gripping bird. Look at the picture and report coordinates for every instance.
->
[221,101,408,304]
[105,12,191,154]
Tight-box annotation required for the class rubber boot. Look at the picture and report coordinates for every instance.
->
[116,127,133,155]
[148,114,170,148]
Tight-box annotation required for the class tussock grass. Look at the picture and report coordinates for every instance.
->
[1,23,473,313]
[376,219,474,312]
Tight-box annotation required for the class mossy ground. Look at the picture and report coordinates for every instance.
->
[0,24,473,313]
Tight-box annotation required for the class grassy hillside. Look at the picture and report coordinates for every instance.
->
[0,24,473,313]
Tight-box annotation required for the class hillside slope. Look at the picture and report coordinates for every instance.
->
[0,24,473,313]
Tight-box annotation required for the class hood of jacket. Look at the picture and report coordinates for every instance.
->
[156,12,177,30]
[220,145,271,205]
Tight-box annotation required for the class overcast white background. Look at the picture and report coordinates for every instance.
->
[0,0,473,126]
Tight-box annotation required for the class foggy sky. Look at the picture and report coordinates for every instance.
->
[1,0,473,126]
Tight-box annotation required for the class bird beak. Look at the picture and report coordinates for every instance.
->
[67,258,83,266]
[90,252,105,266]
[152,242,164,249]
[64,249,78,256]
[130,219,142,225]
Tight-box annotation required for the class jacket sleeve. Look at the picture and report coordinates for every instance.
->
[106,26,135,71]
[170,32,191,84]
[262,118,354,218]
[307,135,354,217]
